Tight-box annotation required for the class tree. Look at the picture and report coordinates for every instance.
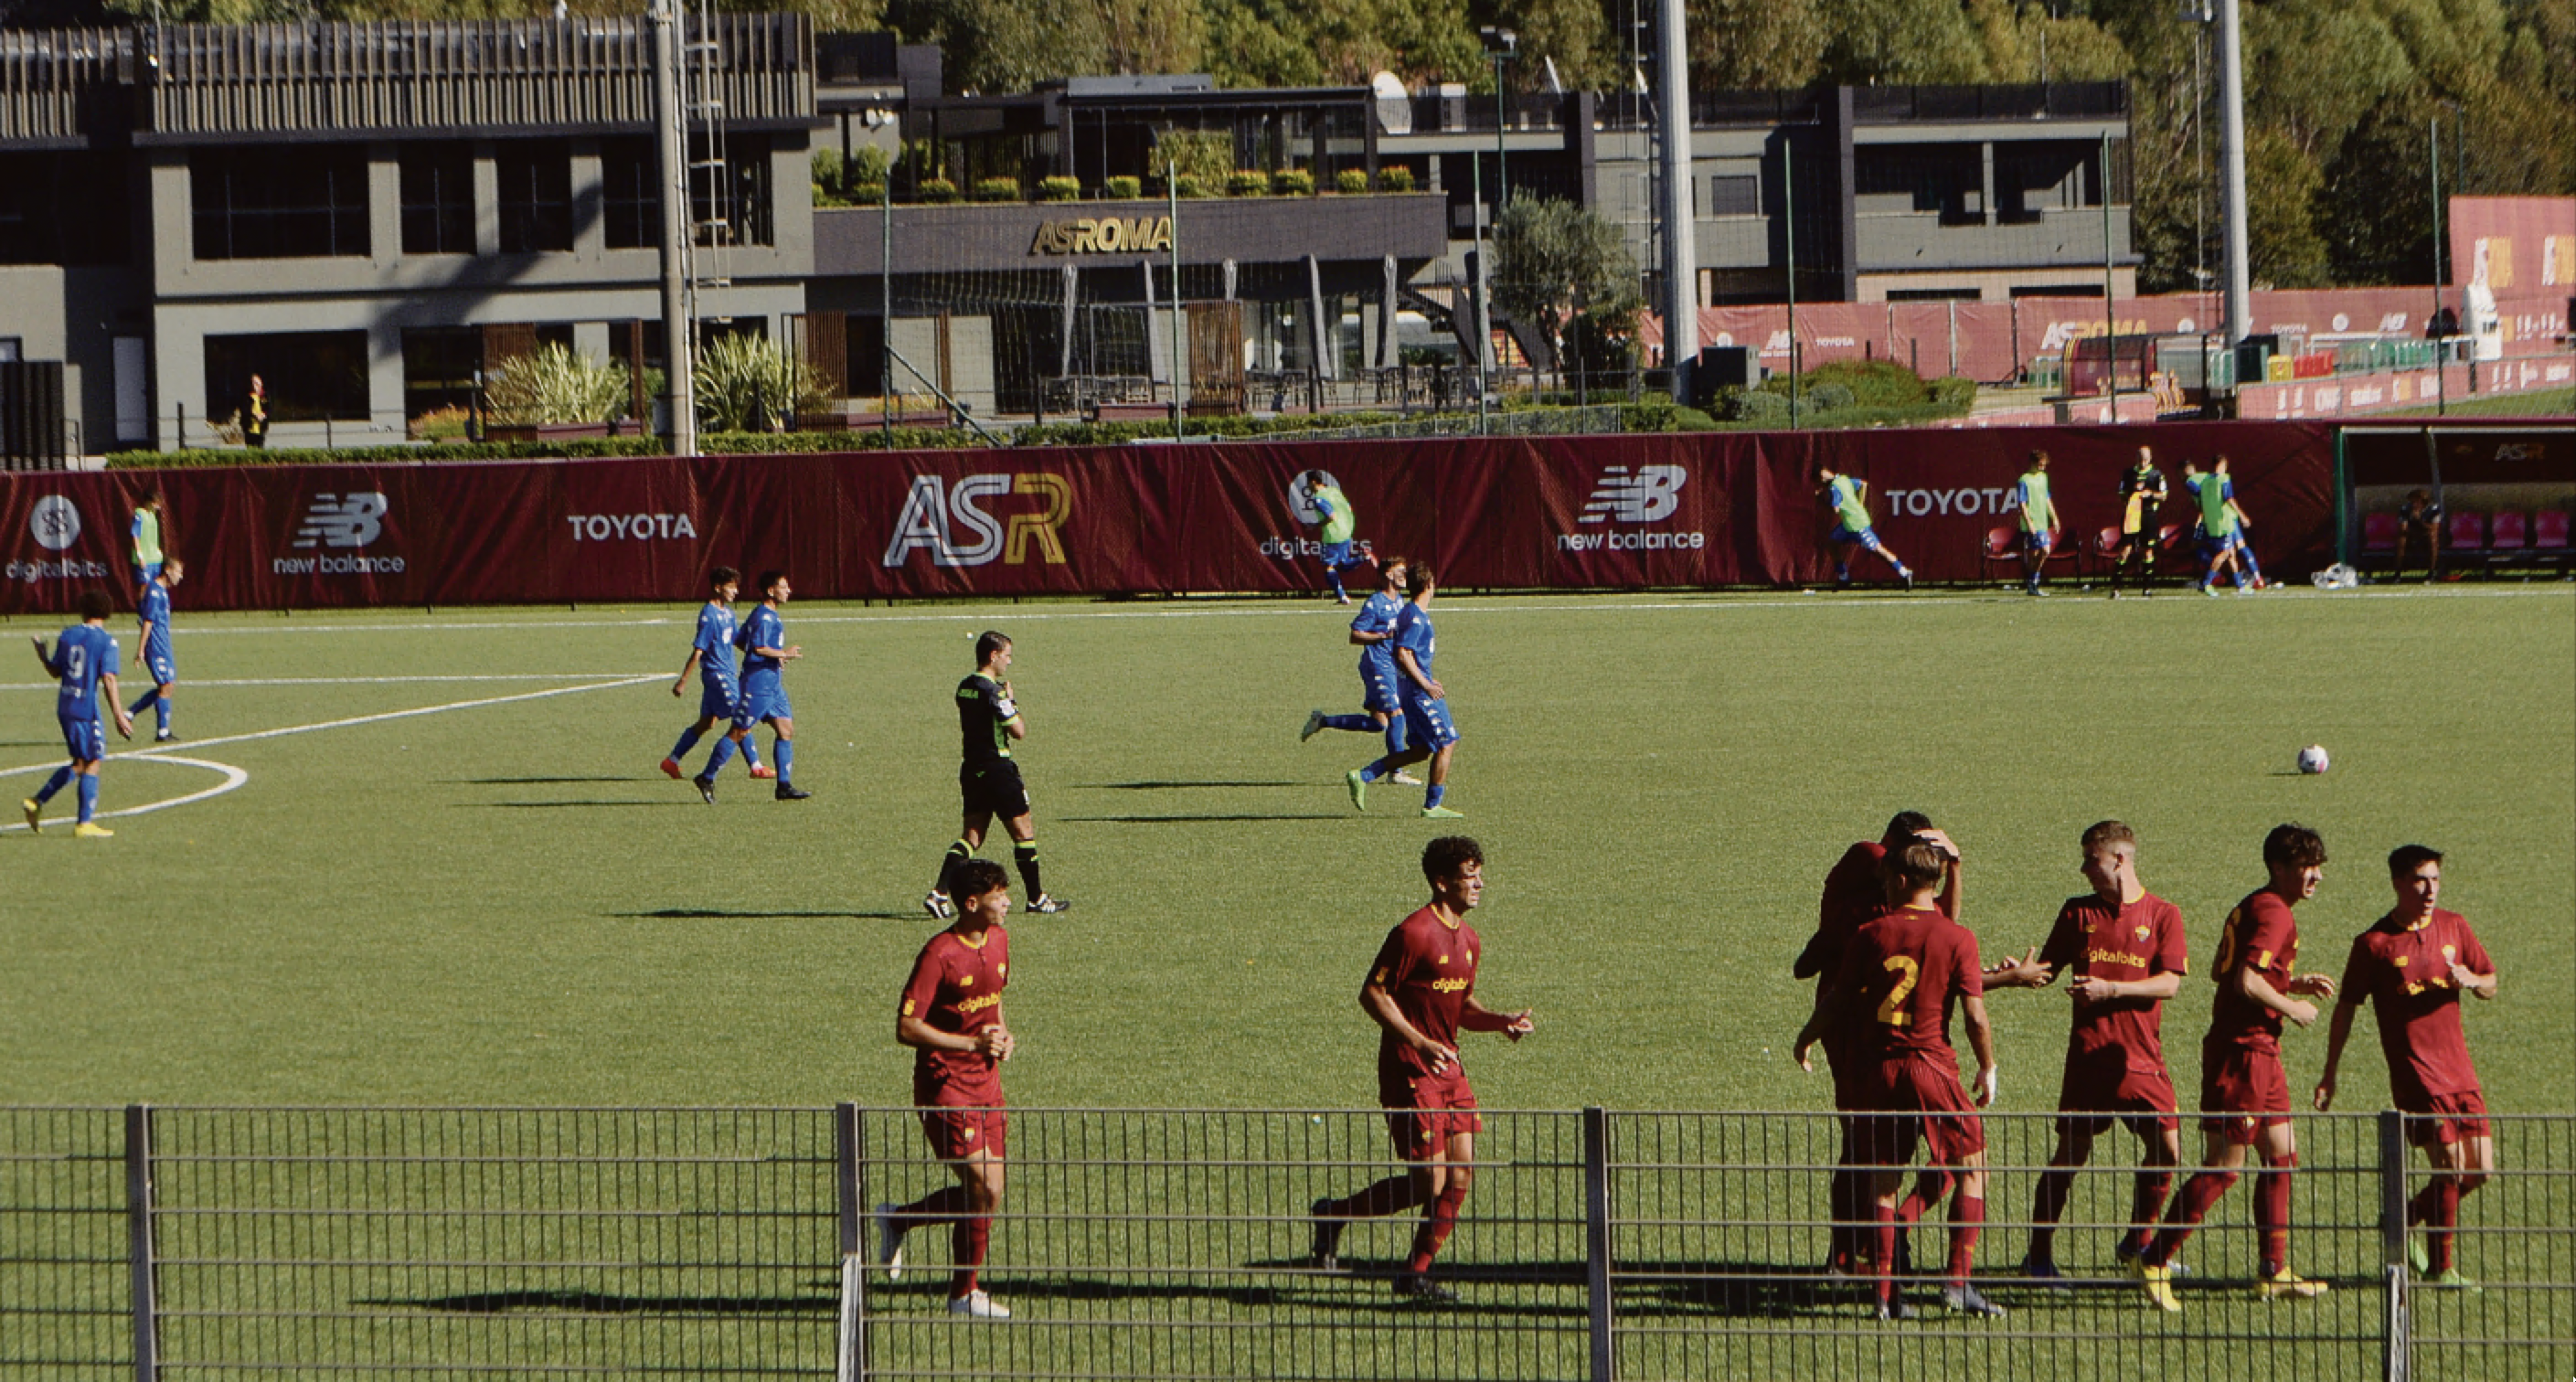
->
[1493,197,1642,388]
[2321,95,2439,284]
[1687,0,1826,91]
[2244,126,2329,288]
[1815,0,1989,84]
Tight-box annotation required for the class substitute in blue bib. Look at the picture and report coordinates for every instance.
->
[733,570,810,802]
[1301,553,1414,764]
[128,559,184,742]
[662,566,766,797]
[1815,464,1915,590]
[1345,563,1463,819]
[26,589,134,837]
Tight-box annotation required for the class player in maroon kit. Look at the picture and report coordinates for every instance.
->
[1984,822,2187,1285]
[2132,824,2340,1312]
[1309,836,1535,1302]
[2315,845,2498,1290]
[1794,836,2004,1320]
[874,859,1017,1319]
[1794,812,1960,1275]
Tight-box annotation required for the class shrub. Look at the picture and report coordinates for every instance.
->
[810,148,848,207]
[971,176,1022,202]
[1104,175,1143,200]
[1227,169,1271,197]
[410,404,473,441]
[694,333,831,434]
[1809,382,1857,412]
[1171,175,1209,198]
[1150,129,1234,189]
[484,344,633,426]
[1271,168,1315,197]
[1729,388,1790,423]
[1378,165,1415,192]
[1930,375,1977,411]
[1761,357,1930,409]
[1038,175,1081,202]
[1335,168,1370,195]
[916,176,959,203]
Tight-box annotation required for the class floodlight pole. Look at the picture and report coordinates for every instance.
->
[881,175,893,441]
[1169,163,1186,440]
[1784,137,1799,428]
[2214,0,2251,355]
[2102,132,2118,416]
[1657,0,1697,404]
[2431,118,2444,418]
[649,0,697,456]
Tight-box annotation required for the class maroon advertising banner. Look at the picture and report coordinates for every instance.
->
[0,424,2335,615]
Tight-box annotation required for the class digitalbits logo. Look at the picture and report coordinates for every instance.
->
[28,495,80,551]
[1579,465,1687,524]
[1286,470,1341,526]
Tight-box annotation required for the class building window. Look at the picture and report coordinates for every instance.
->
[401,327,480,420]
[496,141,574,253]
[204,330,369,422]
[1708,175,1760,218]
[400,144,474,256]
[0,151,131,266]
[692,134,773,249]
[1887,287,1983,302]
[191,148,368,260]
[602,138,656,250]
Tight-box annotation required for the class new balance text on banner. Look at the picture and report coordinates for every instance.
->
[0,426,2341,612]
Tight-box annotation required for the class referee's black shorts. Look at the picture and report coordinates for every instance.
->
[961,760,1032,818]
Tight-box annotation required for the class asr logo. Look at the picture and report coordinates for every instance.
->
[1029,216,1174,256]
[883,473,1071,569]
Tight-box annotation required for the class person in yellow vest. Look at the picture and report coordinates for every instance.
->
[243,374,268,450]
[130,493,167,594]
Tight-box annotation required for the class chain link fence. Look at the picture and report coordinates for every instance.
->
[5,1106,2568,1380]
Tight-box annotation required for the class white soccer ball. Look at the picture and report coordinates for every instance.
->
[2297,745,2330,775]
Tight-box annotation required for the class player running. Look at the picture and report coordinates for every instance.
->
[1983,821,2187,1285]
[926,633,1068,920]
[735,571,810,802]
[1795,834,2004,1320]
[873,858,1017,1319]
[2013,451,2061,597]
[25,590,135,837]
[1815,464,1915,591]
[1345,564,1461,818]
[1298,470,1368,605]
[2110,446,2168,598]
[1309,836,1533,1302]
[2133,824,2339,1311]
[662,568,768,797]
[128,558,184,743]
[2315,845,2498,1290]
[1301,555,1421,783]
[1793,812,1959,1278]
[2183,460,2254,596]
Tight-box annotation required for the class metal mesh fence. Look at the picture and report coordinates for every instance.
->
[4,1105,2571,1380]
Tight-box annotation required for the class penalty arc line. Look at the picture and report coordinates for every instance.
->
[105,675,667,759]
[0,755,250,833]
[0,674,661,692]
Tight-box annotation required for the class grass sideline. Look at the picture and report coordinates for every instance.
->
[3,584,2566,1115]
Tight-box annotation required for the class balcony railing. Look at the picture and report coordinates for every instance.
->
[0,28,127,147]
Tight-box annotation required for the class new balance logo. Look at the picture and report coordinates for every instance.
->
[293,493,389,549]
[1579,465,1687,524]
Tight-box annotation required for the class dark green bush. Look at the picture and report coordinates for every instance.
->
[1809,382,1857,412]
[1103,175,1143,199]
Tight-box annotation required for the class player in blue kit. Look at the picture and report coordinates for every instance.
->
[1346,564,1462,819]
[25,590,134,837]
[662,567,766,799]
[1300,555,1421,784]
[734,570,810,802]
[127,558,183,742]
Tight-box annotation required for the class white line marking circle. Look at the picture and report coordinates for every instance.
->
[0,755,249,833]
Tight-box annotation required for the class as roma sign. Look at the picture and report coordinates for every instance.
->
[1028,215,1175,256]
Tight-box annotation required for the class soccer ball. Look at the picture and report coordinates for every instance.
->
[2297,745,2330,775]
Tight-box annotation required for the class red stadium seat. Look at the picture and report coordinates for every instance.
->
[2361,513,2400,553]
[2537,509,2571,551]
[1978,526,2019,581]
[2489,511,2528,558]
[2445,511,2486,554]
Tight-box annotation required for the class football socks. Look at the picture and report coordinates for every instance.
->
[669,727,704,761]
[75,774,99,825]
[1013,840,1042,900]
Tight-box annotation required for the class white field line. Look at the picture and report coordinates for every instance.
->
[56,580,2574,639]
[0,674,659,692]
[0,755,250,833]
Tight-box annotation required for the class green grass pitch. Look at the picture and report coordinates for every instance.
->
[3,583,2568,1113]
[3,581,2570,1379]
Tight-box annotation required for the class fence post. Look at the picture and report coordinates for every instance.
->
[1583,1106,1613,1382]
[2379,1109,2410,1382]
[123,1103,158,1382]
[836,1102,866,1382]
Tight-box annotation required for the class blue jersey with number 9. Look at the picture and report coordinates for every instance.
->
[51,623,118,720]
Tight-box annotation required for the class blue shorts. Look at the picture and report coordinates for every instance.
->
[1400,696,1458,751]
[145,643,174,686]
[1359,661,1402,716]
[697,675,741,723]
[2198,535,2233,561]
[738,681,792,725]
[2023,528,2053,554]
[135,561,161,590]
[1321,540,1357,569]
[59,712,104,761]
[1831,526,1884,552]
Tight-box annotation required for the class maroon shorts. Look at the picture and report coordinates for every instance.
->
[2402,1090,2491,1148]
[2057,1048,2180,1137]
[1379,1064,1483,1159]
[914,1075,1007,1161]
[1851,1057,1985,1167]
[2199,1039,2291,1144]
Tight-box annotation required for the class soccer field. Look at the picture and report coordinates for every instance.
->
[5,582,2570,1116]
